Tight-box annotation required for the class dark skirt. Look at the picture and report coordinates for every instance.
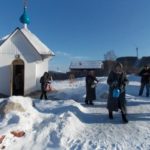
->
[107,88,127,113]
[86,87,96,101]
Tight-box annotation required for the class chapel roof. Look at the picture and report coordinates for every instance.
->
[0,27,55,59]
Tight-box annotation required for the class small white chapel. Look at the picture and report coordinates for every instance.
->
[0,3,54,96]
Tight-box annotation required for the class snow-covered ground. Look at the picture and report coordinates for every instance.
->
[0,75,150,150]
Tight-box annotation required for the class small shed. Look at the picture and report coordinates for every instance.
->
[0,6,54,96]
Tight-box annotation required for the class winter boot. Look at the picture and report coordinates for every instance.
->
[85,100,89,105]
[146,93,149,97]
[121,113,128,123]
[89,102,94,105]
[109,111,113,119]
[89,100,94,105]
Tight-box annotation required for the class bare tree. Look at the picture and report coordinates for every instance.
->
[104,50,117,61]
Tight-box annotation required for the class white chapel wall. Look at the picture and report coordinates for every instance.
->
[24,61,36,95]
[0,55,14,95]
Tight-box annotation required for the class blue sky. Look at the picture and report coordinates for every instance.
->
[0,0,150,72]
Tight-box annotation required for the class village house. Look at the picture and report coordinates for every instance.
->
[0,5,54,96]
[116,56,138,74]
[69,60,103,77]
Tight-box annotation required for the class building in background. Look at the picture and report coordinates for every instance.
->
[69,60,103,77]
[138,57,150,68]
[116,56,138,74]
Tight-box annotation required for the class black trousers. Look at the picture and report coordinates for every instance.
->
[40,90,47,100]
[139,82,150,97]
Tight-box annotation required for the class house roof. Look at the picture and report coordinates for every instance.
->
[139,56,150,67]
[0,27,55,59]
[70,60,103,69]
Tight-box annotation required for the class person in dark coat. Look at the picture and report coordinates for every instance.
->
[40,72,50,100]
[138,65,150,97]
[85,70,99,105]
[107,62,129,123]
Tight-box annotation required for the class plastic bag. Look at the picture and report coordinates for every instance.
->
[45,83,52,92]
[91,83,96,88]
[112,88,120,98]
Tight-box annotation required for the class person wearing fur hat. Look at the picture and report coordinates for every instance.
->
[107,62,129,123]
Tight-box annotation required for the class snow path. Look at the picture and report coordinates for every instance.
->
[34,99,150,150]
[0,75,150,150]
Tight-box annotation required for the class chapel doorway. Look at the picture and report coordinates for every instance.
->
[12,59,24,96]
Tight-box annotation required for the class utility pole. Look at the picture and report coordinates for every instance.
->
[136,47,139,58]
[24,0,28,7]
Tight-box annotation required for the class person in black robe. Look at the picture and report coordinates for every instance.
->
[85,70,98,105]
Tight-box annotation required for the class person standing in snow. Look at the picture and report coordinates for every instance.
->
[85,70,99,105]
[138,65,150,97]
[107,62,129,123]
[40,72,50,100]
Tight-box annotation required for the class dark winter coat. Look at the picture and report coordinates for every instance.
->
[40,76,49,92]
[85,75,98,101]
[107,71,128,113]
[139,68,150,84]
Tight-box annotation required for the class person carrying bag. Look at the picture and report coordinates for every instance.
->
[107,63,129,123]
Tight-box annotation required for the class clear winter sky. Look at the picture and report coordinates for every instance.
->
[0,0,150,72]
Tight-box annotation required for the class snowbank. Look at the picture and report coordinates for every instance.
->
[0,75,150,150]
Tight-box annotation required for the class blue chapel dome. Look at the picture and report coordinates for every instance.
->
[20,7,30,25]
